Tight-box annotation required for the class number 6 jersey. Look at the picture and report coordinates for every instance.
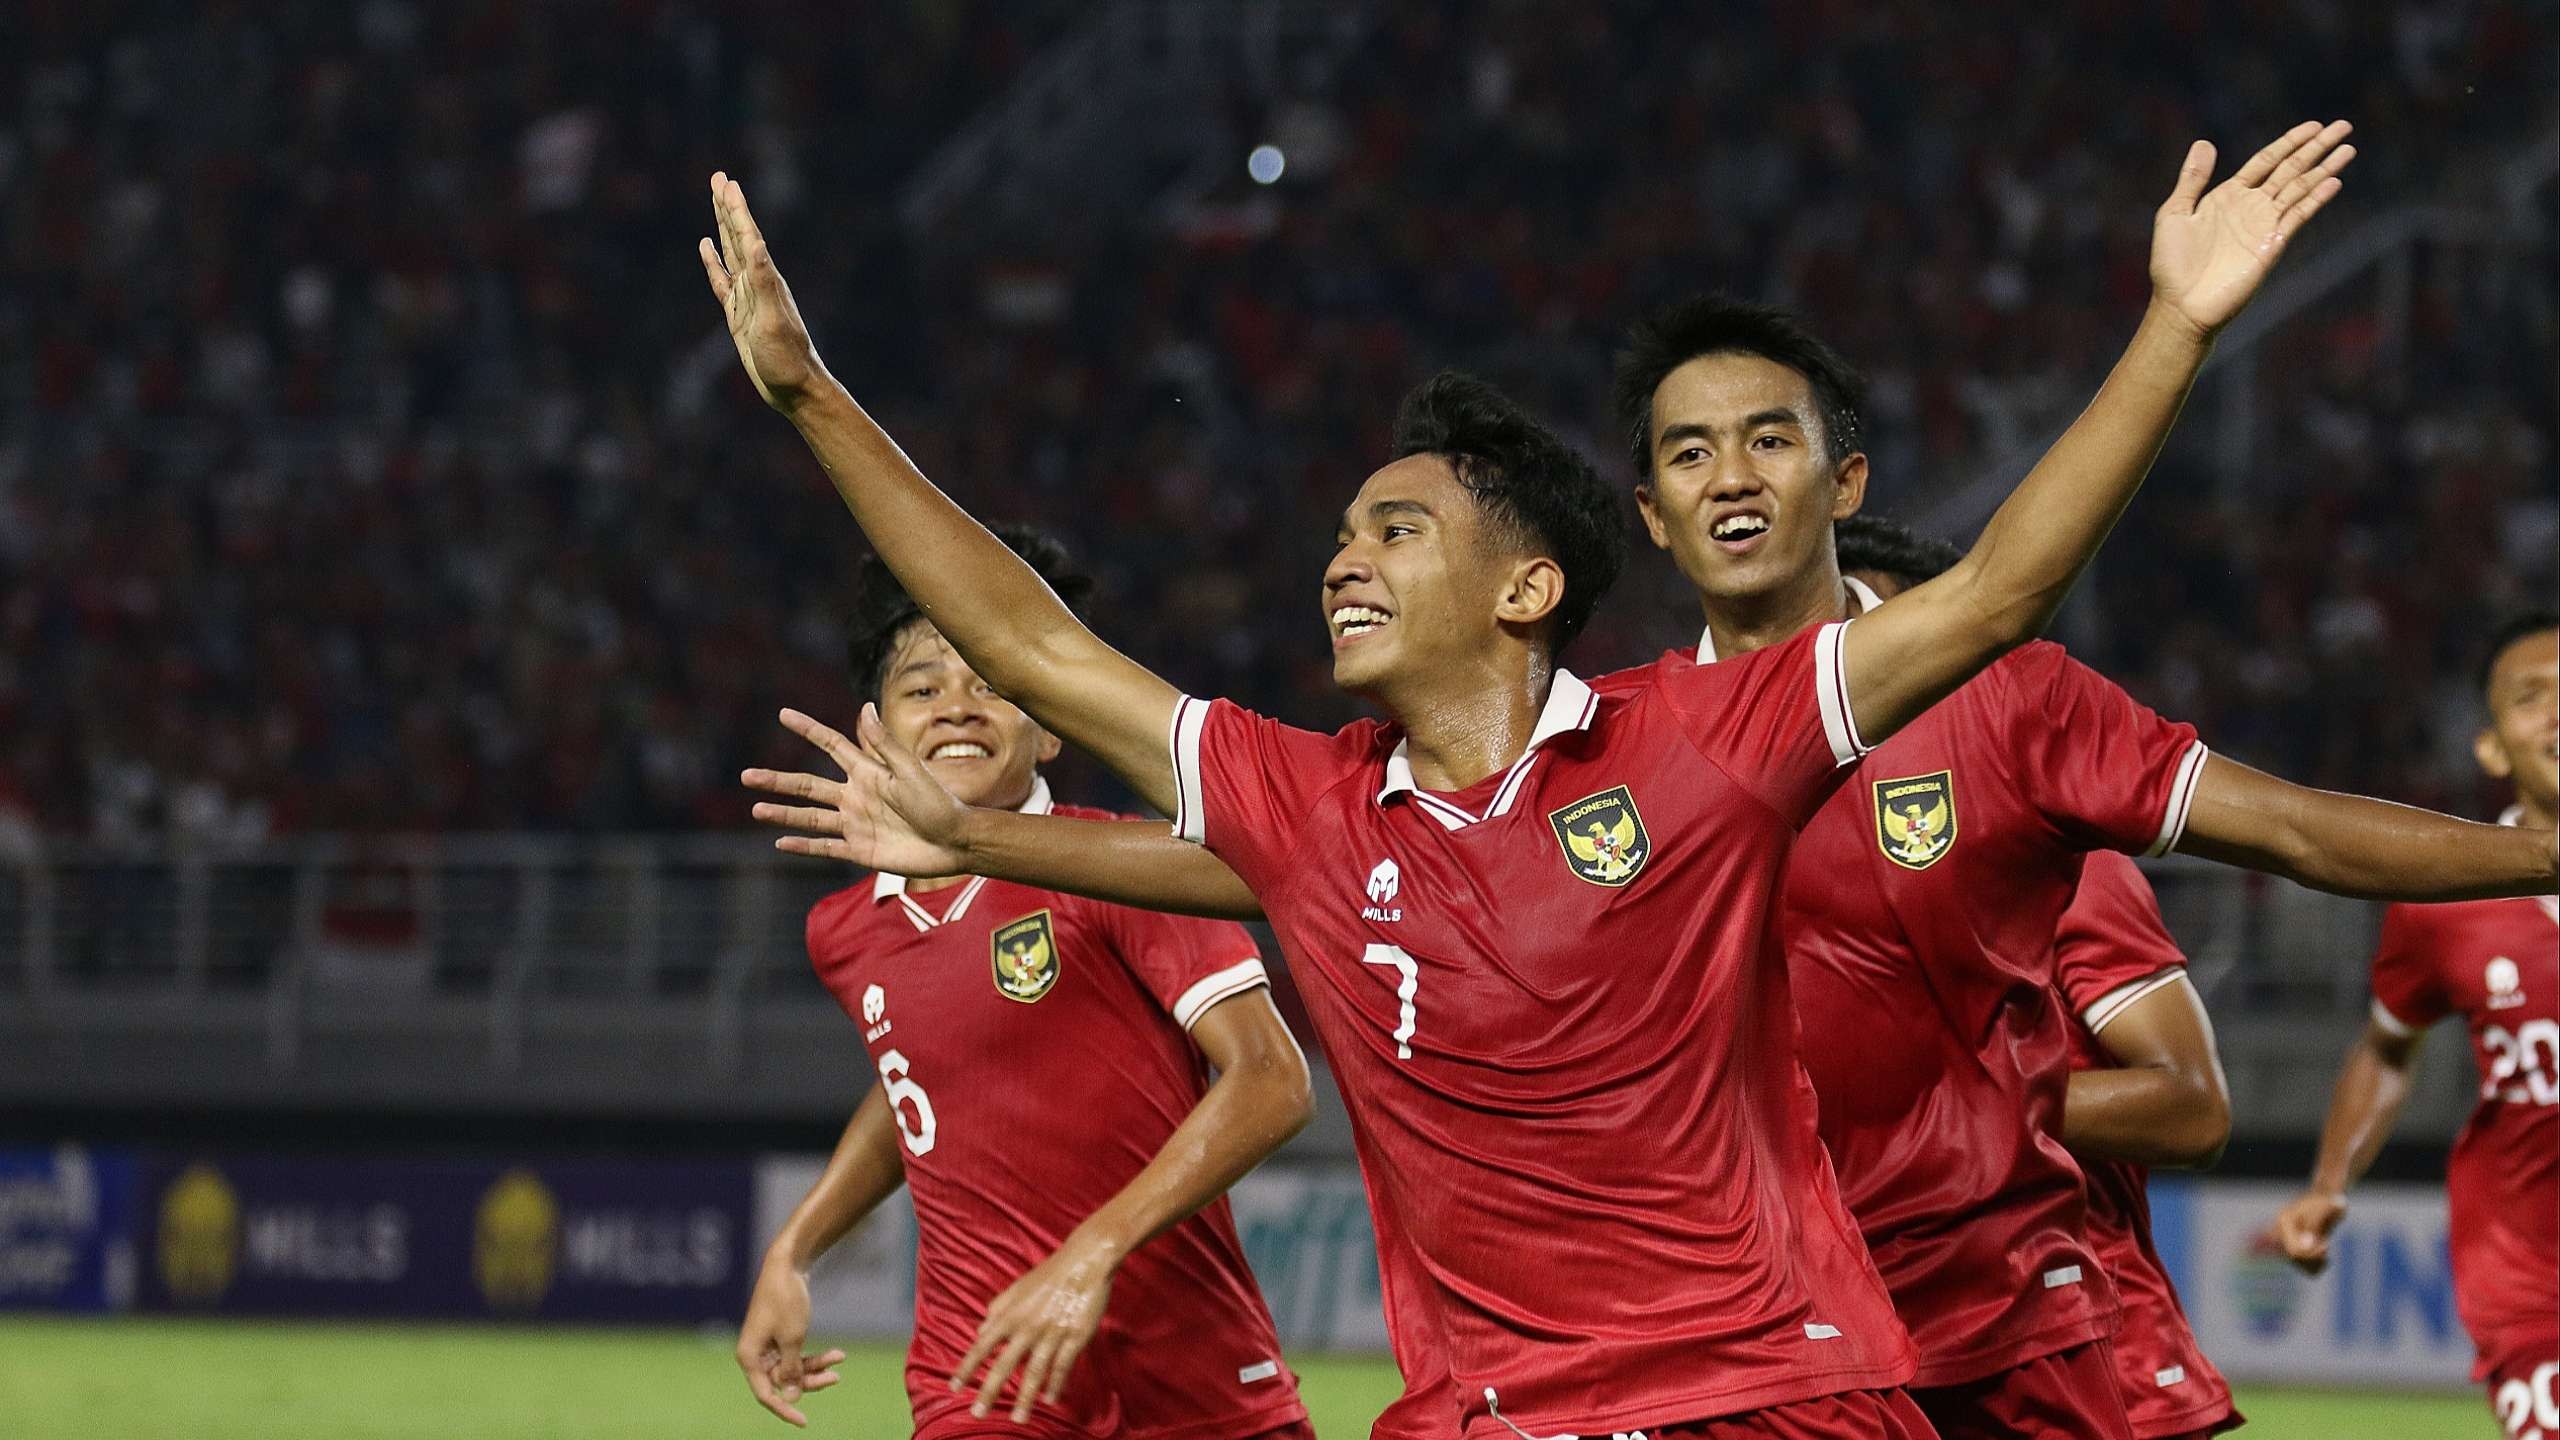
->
[2367,851,2560,1383]
[1167,623,1913,1440]
[805,778,1307,1440]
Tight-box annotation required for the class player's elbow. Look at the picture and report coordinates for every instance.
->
[2158,1069,2232,1170]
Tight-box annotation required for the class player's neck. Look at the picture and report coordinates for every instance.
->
[1699,564,1855,659]
[2516,789,2556,831]
[1386,649,1554,794]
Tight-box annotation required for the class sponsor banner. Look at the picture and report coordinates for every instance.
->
[757,1159,1389,1350]
[2151,1175,2472,1388]
[0,1146,139,1313]
[137,1154,750,1323]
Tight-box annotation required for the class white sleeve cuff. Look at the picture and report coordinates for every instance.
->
[2144,742,2210,857]
[2082,967,2189,1034]
[2369,997,2419,1039]
[1169,696,1211,845]
[1814,620,1869,767]
[1172,958,1267,1030]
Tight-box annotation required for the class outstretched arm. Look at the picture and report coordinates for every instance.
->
[2064,975,2231,1169]
[1841,122,2354,745]
[2265,1019,2423,1274]
[745,707,1267,921]
[951,990,1311,1422]
[699,175,1181,810]
[2178,754,2555,900]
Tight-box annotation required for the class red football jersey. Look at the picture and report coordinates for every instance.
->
[2054,851,2241,1439]
[1761,633,2206,1386]
[805,781,1307,1440]
[1167,623,1913,1439]
[2369,863,2560,1379]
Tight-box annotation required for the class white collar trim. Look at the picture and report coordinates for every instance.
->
[1375,670,1598,830]
[1696,575,1883,663]
[872,776,1053,928]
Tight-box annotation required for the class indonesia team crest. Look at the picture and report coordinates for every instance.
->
[1874,770,1958,870]
[991,911,1060,1003]
[1548,785,1652,887]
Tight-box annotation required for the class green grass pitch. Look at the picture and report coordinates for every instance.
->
[0,1317,2484,1438]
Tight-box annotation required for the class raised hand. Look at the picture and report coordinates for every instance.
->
[744,706,977,878]
[950,1230,1120,1423]
[2263,1190,2348,1276]
[698,172,830,412]
[734,1255,848,1427]
[2151,120,2356,337]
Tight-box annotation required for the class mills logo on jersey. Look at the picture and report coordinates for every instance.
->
[990,911,1060,1003]
[1548,785,1652,887]
[1874,770,1958,870]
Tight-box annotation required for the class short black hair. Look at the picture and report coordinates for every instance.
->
[849,525,1097,698]
[1388,371,1627,657]
[1612,294,1868,479]
[2478,609,2559,698]
[1835,513,1965,590]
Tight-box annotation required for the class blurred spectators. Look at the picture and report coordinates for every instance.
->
[0,0,2551,842]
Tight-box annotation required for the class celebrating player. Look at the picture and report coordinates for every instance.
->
[1842,518,2241,1439]
[2268,612,2559,1440]
[703,121,2375,1439]
[736,530,1314,1439]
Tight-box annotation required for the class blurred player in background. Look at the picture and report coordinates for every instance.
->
[711,124,2378,1440]
[1841,517,2242,1439]
[738,529,1315,1439]
[2269,612,2559,1440]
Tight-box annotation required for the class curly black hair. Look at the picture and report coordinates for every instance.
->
[1612,294,1868,480]
[1834,513,1965,591]
[848,525,1097,698]
[1388,371,1628,657]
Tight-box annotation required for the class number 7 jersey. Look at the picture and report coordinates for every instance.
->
[1167,623,1912,1439]
[805,781,1307,1440]
[2368,877,2560,1381]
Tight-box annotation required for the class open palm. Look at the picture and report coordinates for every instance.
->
[2151,120,2355,336]
[697,172,828,411]
[743,707,977,879]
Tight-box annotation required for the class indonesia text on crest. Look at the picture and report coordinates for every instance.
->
[1547,785,1652,887]
[1874,770,1958,870]
[991,910,1061,1003]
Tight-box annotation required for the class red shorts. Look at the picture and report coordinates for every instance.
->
[2489,1353,2560,1440]
[1636,1387,1936,1439]
[1911,1340,2133,1440]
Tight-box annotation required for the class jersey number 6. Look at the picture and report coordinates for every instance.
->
[878,1049,939,1156]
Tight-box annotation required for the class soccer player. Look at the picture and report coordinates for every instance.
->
[736,530,1316,1439]
[701,121,2366,1439]
[2269,612,2559,1440]
[1841,517,2242,1439]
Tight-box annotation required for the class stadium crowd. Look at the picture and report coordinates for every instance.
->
[0,0,2551,844]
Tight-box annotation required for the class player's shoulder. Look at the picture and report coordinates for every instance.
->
[2381,895,2530,943]
[803,880,884,958]
[1049,799,1140,825]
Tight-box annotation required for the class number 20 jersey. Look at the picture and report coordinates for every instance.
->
[1167,623,1913,1440]
[805,784,1306,1440]
[2368,877,2560,1379]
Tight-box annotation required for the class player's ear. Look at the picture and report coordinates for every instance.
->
[1034,727,1064,766]
[2474,726,2515,782]
[1829,451,1869,520]
[1494,555,1564,632]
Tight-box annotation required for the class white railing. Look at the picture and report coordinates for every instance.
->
[0,837,2477,1141]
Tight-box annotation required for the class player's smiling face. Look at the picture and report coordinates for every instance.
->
[1636,352,1866,607]
[877,622,1060,810]
[1322,454,1526,699]
[2477,627,2559,815]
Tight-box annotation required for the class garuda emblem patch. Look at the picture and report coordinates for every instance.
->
[991,911,1060,1003]
[1875,771,1958,870]
[1548,785,1652,888]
